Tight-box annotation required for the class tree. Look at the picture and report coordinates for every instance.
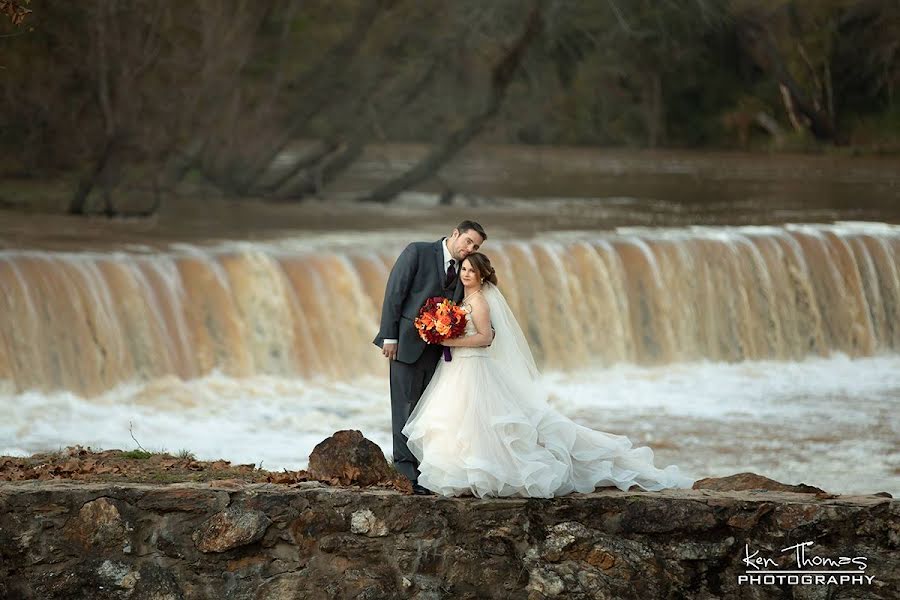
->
[192,0,553,203]
[731,0,900,144]
[358,0,547,202]
[1,0,898,214]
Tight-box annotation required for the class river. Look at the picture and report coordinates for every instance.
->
[1,146,898,496]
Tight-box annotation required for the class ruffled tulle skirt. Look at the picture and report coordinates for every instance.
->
[402,352,695,498]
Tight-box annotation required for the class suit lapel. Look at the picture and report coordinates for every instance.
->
[434,238,446,285]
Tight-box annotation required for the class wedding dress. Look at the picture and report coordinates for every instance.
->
[402,282,695,498]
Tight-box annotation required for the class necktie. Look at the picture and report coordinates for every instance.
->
[443,259,457,361]
[445,259,456,287]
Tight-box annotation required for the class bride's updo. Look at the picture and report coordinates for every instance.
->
[465,252,499,286]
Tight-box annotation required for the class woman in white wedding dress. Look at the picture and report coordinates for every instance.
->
[402,252,695,498]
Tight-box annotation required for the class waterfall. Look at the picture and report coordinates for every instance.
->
[2,223,898,396]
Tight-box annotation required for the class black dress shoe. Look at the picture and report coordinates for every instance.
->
[412,483,435,495]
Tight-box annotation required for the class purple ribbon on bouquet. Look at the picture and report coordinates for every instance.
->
[443,347,452,362]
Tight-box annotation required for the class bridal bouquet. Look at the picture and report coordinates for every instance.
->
[414,296,467,361]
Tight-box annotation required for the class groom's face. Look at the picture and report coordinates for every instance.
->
[449,228,484,261]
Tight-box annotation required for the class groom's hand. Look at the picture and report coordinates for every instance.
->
[382,342,398,360]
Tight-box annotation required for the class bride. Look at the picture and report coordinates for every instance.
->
[402,252,695,498]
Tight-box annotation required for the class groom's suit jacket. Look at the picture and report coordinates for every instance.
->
[373,238,464,364]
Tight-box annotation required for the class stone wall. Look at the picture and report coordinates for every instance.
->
[0,481,896,599]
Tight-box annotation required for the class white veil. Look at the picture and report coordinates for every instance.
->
[481,282,540,382]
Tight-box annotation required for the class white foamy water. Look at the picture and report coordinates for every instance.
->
[2,354,898,497]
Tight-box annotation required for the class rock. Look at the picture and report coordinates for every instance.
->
[584,546,616,569]
[350,508,389,537]
[526,568,566,597]
[131,563,184,599]
[138,486,228,513]
[726,502,775,529]
[773,503,824,529]
[192,506,271,553]
[307,429,411,492]
[97,559,139,589]
[620,495,718,533]
[63,497,127,550]
[1,480,897,599]
[664,537,735,560]
[541,521,589,561]
[693,472,826,494]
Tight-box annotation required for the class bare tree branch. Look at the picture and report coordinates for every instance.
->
[233,0,390,194]
[356,0,545,203]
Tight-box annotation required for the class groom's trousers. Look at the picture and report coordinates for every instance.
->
[390,344,442,483]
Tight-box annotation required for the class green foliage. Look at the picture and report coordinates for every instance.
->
[120,449,154,460]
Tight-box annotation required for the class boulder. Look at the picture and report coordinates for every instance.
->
[192,506,271,553]
[308,429,412,492]
[692,472,826,494]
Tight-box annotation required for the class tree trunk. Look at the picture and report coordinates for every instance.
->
[780,84,805,132]
[234,0,386,194]
[356,1,545,204]
[645,71,664,148]
[752,24,836,141]
[69,139,114,215]
[755,112,785,146]
[269,59,440,199]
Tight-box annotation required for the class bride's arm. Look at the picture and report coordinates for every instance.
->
[442,299,492,347]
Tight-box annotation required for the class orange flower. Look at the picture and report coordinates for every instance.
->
[414,296,468,345]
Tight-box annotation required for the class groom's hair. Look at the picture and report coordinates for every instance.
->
[456,220,487,241]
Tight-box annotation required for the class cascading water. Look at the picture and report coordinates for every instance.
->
[2,222,898,496]
[1,223,898,394]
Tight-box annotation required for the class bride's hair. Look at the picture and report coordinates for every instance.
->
[464,252,499,285]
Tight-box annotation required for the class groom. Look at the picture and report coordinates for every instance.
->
[374,220,487,494]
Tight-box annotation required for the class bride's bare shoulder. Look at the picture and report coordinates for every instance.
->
[470,293,490,313]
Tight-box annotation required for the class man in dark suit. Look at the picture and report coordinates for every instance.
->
[373,221,487,494]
